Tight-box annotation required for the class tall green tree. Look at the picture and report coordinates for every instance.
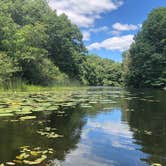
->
[0,0,123,87]
[123,8,166,88]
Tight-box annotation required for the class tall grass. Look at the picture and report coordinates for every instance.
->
[0,78,27,92]
[0,78,84,92]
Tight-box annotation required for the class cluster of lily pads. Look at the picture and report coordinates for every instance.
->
[37,127,63,139]
[0,90,120,118]
[0,89,159,119]
[132,128,153,135]
[0,146,54,165]
[0,89,162,166]
[0,92,74,117]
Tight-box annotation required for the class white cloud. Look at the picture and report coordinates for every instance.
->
[82,31,91,41]
[111,30,121,36]
[82,26,109,41]
[48,0,123,27]
[87,34,134,52]
[112,22,139,31]
[90,26,109,33]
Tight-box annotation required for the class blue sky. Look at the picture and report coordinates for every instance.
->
[49,0,166,62]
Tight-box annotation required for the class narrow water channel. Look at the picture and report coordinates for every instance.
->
[0,87,165,166]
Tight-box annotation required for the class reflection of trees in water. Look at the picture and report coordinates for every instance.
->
[122,90,166,165]
[0,89,165,165]
[46,106,87,161]
[0,106,87,163]
[0,118,41,162]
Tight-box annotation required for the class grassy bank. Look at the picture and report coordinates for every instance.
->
[0,85,86,92]
[0,79,84,92]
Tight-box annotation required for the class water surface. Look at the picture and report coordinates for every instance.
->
[0,87,165,166]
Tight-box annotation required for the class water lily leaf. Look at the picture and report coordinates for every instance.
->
[144,130,152,135]
[15,111,32,115]
[34,147,41,151]
[80,104,92,108]
[45,106,58,111]
[6,162,15,165]
[30,151,40,156]
[16,152,30,160]
[23,155,47,165]
[47,133,63,138]
[151,163,162,166]
[56,164,61,166]
[20,146,30,149]
[0,113,14,117]
[10,120,19,122]
[0,164,5,166]
[33,108,44,112]
[20,116,37,121]
[42,150,48,154]
[48,150,53,154]
[37,130,63,139]
[57,111,65,114]
[45,127,51,130]
[89,101,98,104]
[13,160,23,164]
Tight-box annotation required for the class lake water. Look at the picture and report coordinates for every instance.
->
[0,87,165,166]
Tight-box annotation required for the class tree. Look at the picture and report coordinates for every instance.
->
[123,8,166,88]
[80,55,122,86]
[0,52,18,85]
[0,0,123,87]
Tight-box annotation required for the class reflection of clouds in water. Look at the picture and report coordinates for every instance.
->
[61,143,115,166]
[84,120,135,151]
[111,140,134,150]
[82,109,137,152]
[86,121,133,138]
[57,109,146,166]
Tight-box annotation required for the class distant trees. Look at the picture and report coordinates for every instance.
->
[80,55,122,86]
[0,0,122,87]
[123,8,166,88]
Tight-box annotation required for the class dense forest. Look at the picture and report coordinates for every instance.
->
[0,0,122,88]
[123,8,166,88]
[0,0,165,89]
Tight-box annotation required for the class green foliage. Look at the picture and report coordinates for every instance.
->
[0,52,18,85]
[0,0,122,88]
[81,55,122,86]
[123,8,166,88]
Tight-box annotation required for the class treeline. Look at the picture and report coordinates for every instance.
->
[123,8,166,88]
[0,0,122,88]
[1,0,165,89]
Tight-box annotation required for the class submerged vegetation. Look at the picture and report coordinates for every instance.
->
[0,87,165,165]
[0,88,116,117]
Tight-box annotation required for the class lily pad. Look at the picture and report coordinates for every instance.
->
[23,155,47,165]
[20,116,37,121]
[0,113,14,117]
[6,162,15,165]
[151,163,162,166]
[11,146,54,165]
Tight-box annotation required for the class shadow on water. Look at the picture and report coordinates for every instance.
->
[123,89,166,166]
[0,105,86,165]
[0,87,165,166]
